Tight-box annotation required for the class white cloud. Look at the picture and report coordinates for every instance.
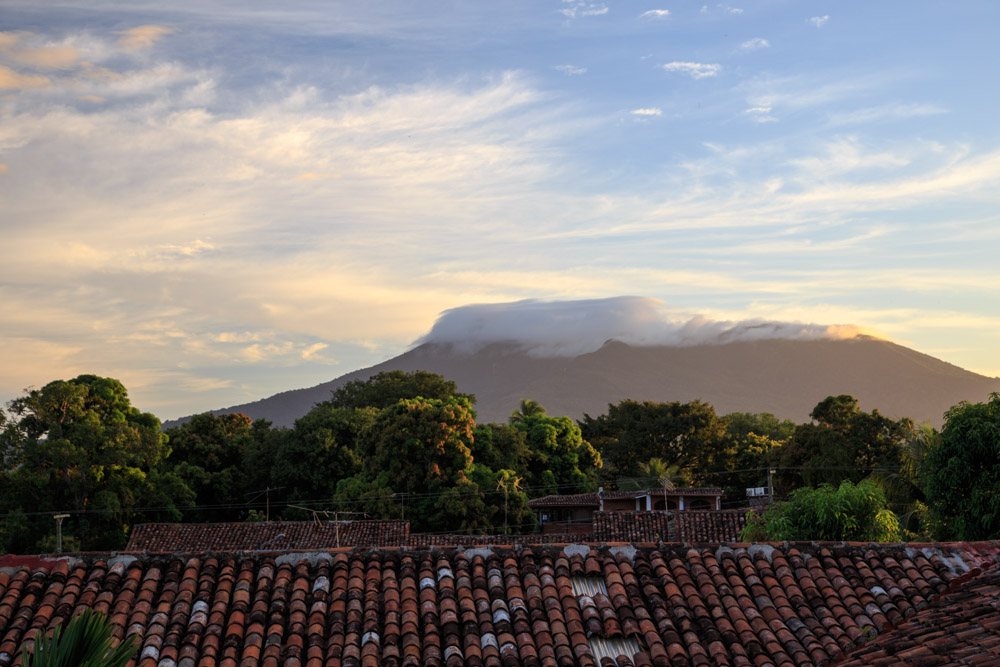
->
[661,61,721,79]
[743,106,777,123]
[639,9,670,19]
[722,5,744,15]
[740,37,770,51]
[829,103,947,126]
[808,15,830,28]
[419,296,868,357]
[631,107,662,116]
[558,2,609,18]
[555,64,587,75]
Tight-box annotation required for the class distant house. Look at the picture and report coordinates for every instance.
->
[528,486,724,534]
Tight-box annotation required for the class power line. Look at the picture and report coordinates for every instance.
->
[0,465,910,521]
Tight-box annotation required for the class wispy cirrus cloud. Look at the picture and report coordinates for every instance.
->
[115,25,174,51]
[555,64,587,75]
[743,106,776,122]
[661,61,721,79]
[631,107,662,116]
[558,1,608,18]
[828,103,947,126]
[740,37,769,51]
[639,9,670,19]
[0,64,49,90]
[808,15,830,28]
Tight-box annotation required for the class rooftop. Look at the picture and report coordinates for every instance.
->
[528,488,725,509]
[1,540,998,667]
[127,521,410,552]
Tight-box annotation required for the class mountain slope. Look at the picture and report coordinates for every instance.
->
[167,337,1000,428]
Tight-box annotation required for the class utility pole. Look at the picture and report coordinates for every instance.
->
[53,514,69,553]
[244,486,284,521]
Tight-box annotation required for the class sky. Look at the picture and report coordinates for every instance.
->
[1,0,998,420]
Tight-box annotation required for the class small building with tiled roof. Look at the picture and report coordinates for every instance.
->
[2,540,1000,666]
[529,488,724,535]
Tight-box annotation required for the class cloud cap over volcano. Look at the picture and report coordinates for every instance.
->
[417,296,872,357]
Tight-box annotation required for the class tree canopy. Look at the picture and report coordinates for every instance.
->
[0,375,191,551]
[580,399,726,483]
[774,395,914,494]
[922,393,1000,540]
[327,370,475,411]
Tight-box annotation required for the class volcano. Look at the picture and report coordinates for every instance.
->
[170,336,1000,428]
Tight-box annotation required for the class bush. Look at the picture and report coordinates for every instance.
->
[24,609,137,667]
[740,479,900,542]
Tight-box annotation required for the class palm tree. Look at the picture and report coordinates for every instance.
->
[867,421,938,536]
[623,457,686,492]
[24,609,137,667]
[509,399,546,425]
[496,469,523,535]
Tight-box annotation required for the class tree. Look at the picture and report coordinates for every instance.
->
[470,422,531,474]
[740,479,900,542]
[580,399,726,483]
[774,395,914,495]
[164,413,271,522]
[716,412,794,504]
[922,393,1000,540]
[327,370,475,411]
[260,404,373,518]
[509,399,546,425]
[620,457,687,491]
[514,409,602,497]
[0,375,192,552]
[334,396,487,532]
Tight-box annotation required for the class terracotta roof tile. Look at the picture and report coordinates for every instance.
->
[2,543,1000,666]
[674,510,752,544]
[127,521,410,552]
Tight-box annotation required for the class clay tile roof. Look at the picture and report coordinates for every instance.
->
[600,488,724,500]
[592,512,672,543]
[126,521,410,551]
[528,493,600,508]
[836,565,1000,666]
[3,543,1000,666]
[674,509,753,543]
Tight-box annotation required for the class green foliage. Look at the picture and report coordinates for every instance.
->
[334,396,483,531]
[471,423,531,474]
[0,375,190,552]
[509,398,546,425]
[580,399,725,483]
[739,479,901,542]
[715,412,793,501]
[327,370,475,411]
[23,609,137,667]
[164,413,270,522]
[514,410,601,496]
[620,458,687,491]
[264,405,372,512]
[922,393,1000,540]
[774,395,914,495]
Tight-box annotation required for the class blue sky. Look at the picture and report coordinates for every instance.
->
[1,1,998,419]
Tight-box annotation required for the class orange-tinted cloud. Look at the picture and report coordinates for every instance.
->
[115,25,174,51]
[0,64,49,90]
